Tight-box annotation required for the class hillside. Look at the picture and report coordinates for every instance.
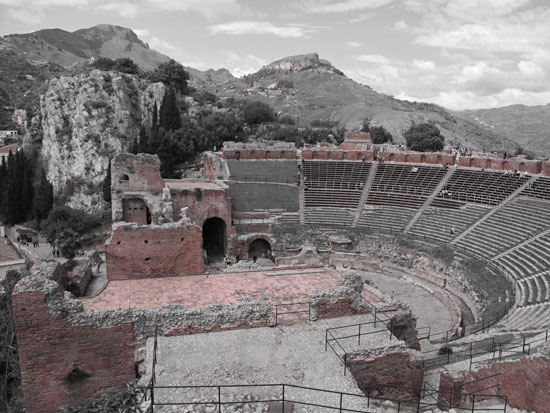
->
[0,24,170,70]
[190,53,517,154]
[457,104,550,156]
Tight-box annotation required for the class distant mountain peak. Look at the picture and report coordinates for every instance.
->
[262,52,344,75]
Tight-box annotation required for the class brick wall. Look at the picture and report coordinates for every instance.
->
[438,349,550,412]
[13,290,135,413]
[346,350,424,405]
[223,149,297,160]
[171,187,234,233]
[458,156,542,173]
[309,285,365,320]
[122,198,149,225]
[105,222,204,280]
[226,159,298,183]
[111,153,165,192]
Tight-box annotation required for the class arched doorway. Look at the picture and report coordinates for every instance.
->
[248,239,272,261]
[202,217,226,263]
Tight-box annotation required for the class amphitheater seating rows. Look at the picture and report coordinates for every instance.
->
[302,160,371,190]
[369,164,447,196]
[495,234,550,280]
[304,188,362,209]
[454,198,550,258]
[521,176,550,200]
[437,169,529,206]
[409,205,490,242]
[366,192,427,209]
[357,207,416,233]
[274,213,300,226]
[304,208,354,227]
[500,302,550,330]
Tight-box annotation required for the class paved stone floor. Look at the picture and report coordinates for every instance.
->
[82,267,382,311]
[143,314,395,413]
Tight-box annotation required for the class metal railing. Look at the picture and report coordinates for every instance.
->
[274,301,311,325]
[138,382,412,412]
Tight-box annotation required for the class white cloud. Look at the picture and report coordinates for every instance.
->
[207,21,322,38]
[219,51,267,77]
[147,0,243,18]
[6,7,43,25]
[138,32,206,68]
[349,12,375,23]
[303,0,394,13]
[346,41,362,47]
[97,1,140,18]
[353,54,392,64]
[0,0,243,19]
[413,59,435,71]
[394,19,408,31]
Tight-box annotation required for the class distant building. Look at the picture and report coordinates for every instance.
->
[0,143,19,163]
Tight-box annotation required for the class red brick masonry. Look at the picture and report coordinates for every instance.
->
[12,290,135,413]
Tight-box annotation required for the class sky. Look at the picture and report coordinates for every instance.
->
[1,0,550,111]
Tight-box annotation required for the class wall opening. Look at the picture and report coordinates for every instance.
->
[122,198,151,225]
[248,239,272,261]
[202,217,226,263]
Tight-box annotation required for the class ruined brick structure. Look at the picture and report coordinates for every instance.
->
[438,345,550,413]
[346,347,424,406]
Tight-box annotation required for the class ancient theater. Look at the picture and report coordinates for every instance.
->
[11,132,550,412]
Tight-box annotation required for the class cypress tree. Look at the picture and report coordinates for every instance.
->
[20,156,34,220]
[102,161,111,203]
[138,126,150,154]
[0,157,6,218]
[150,103,161,153]
[33,168,54,224]
[159,87,181,131]
[5,151,22,224]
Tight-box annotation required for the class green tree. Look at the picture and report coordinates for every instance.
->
[33,168,54,224]
[370,125,394,144]
[361,118,371,133]
[147,59,189,95]
[102,161,111,204]
[159,87,181,131]
[403,122,445,152]
[138,126,150,153]
[57,228,81,259]
[243,101,276,125]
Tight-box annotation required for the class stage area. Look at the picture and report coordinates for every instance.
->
[143,314,393,412]
[82,267,383,311]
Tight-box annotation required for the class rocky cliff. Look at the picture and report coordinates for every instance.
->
[40,70,165,212]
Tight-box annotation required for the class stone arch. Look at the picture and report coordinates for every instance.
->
[519,162,526,172]
[248,238,272,261]
[420,154,427,163]
[122,198,151,225]
[388,153,395,162]
[486,159,492,169]
[202,217,227,263]
[119,174,129,183]
[469,158,476,167]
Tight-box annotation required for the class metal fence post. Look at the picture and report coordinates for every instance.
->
[339,392,343,413]
[218,386,221,413]
[358,324,361,345]
[282,384,285,413]
[343,353,347,376]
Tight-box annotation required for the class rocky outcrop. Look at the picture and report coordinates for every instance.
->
[40,70,165,212]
